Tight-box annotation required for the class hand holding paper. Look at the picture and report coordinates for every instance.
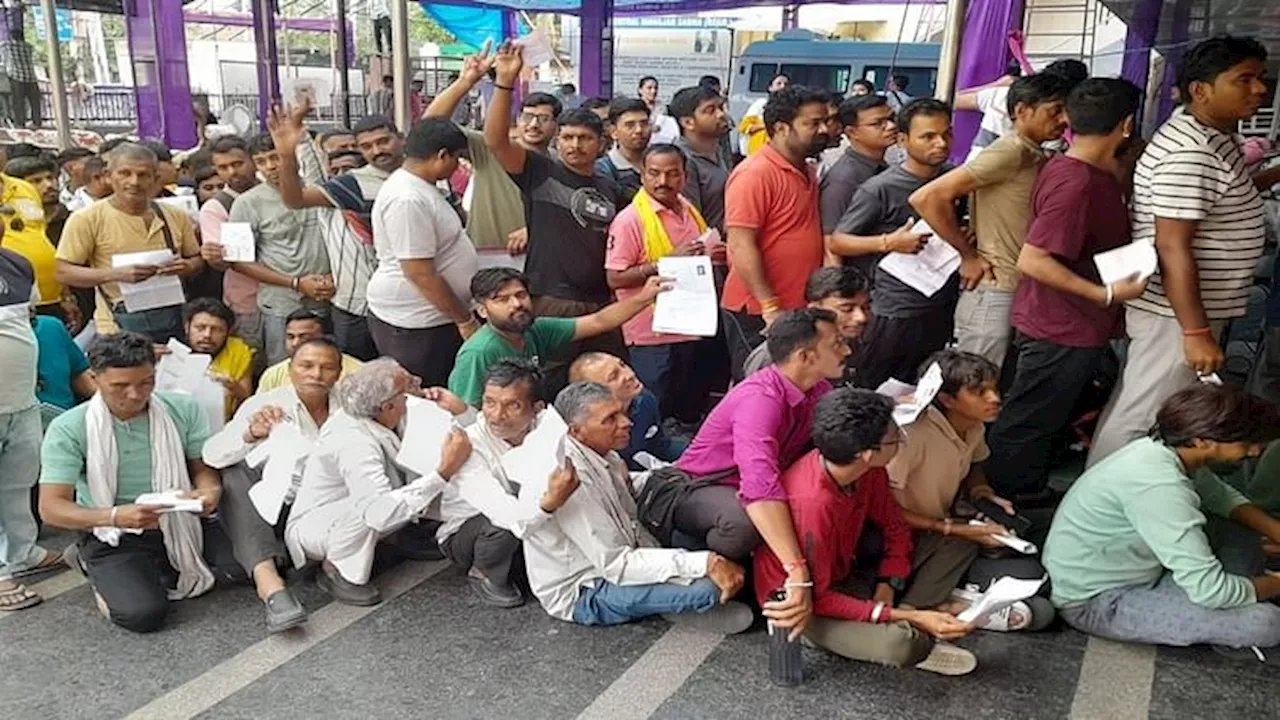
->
[956,576,1047,625]
[218,222,257,263]
[652,256,718,337]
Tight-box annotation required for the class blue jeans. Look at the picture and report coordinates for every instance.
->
[0,406,44,575]
[572,577,720,626]
[630,345,675,406]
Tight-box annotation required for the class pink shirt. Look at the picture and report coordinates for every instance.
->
[199,193,258,315]
[604,198,702,347]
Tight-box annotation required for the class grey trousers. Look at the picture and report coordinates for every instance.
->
[1060,519,1280,648]
[217,463,289,576]
[806,618,934,668]
[953,286,1015,370]
[439,514,522,584]
[670,483,762,563]
[900,531,980,610]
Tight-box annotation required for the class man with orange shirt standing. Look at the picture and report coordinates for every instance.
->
[722,86,830,380]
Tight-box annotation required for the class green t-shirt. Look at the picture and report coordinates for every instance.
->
[40,392,212,506]
[448,317,577,406]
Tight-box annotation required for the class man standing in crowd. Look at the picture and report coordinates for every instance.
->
[742,266,871,383]
[911,74,1070,368]
[831,99,959,388]
[200,136,263,354]
[62,154,111,213]
[56,143,205,342]
[228,134,334,365]
[268,104,404,361]
[484,43,626,391]
[721,86,830,379]
[670,84,732,236]
[605,143,707,410]
[986,79,1149,501]
[956,59,1088,162]
[2,161,66,322]
[596,98,653,205]
[368,75,394,118]
[1089,36,1280,465]
[368,118,479,387]
[819,95,896,253]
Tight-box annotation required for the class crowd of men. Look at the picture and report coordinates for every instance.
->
[4,34,1280,678]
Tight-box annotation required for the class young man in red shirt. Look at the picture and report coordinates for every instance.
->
[755,386,977,675]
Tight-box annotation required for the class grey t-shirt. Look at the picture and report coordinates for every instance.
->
[676,135,730,235]
[819,147,886,235]
[229,182,330,317]
[834,164,960,318]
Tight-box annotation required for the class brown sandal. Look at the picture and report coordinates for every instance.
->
[10,548,63,578]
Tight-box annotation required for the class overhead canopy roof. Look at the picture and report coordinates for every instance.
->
[423,0,932,14]
[1104,0,1280,44]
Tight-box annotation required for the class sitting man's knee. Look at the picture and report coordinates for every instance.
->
[881,625,934,667]
[711,518,761,562]
[109,596,170,633]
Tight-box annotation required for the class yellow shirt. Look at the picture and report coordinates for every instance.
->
[55,199,200,332]
[209,335,256,419]
[1,174,61,306]
[257,353,364,392]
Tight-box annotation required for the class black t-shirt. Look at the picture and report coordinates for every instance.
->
[512,152,620,303]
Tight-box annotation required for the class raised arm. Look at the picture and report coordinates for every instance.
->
[267,100,338,210]
[483,42,529,175]
[426,43,497,120]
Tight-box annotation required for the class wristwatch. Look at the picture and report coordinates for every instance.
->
[878,576,906,592]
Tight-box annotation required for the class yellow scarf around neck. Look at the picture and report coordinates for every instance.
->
[632,189,707,262]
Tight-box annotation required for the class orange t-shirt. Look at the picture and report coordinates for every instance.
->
[721,144,823,314]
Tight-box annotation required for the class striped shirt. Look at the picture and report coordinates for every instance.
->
[1129,108,1265,319]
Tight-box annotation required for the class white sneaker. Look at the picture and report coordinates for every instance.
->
[915,642,977,676]
[948,586,1031,632]
[664,601,755,635]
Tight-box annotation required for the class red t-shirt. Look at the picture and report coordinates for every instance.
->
[753,451,914,623]
[721,144,823,314]
[1012,154,1131,348]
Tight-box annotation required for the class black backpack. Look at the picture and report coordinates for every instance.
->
[636,466,735,546]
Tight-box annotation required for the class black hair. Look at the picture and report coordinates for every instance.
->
[1066,78,1142,136]
[557,108,605,137]
[639,76,658,89]
[382,74,393,83]
[404,117,467,160]
[891,74,910,90]
[194,164,221,185]
[181,149,212,173]
[5,155,56,180]
[763,85,832,136]
[1177,35,1268,101]
[470,267,528,301]
[1152,384,1280,448]
[766,307,838,364]
[247,133,276,155]
[561,83,577,94]
[897,98,952,134]
[56,147,94,166]
[850,79,875,94]
[1005,73,1070,118]
[182,296,235,329]
[292,335,343,362]
[698,75,721,90]
[642,143,686,166]
[812,387,896,463]
[1042,58,1090,89]
[138,139,173,163]
[88,331,158,371]
[668,85,722,123]
[581,96,612,112]
[608,96,651,124]
[318,128,354,145]
[285,307,332,332]
[97,138,128,155]
[353,115,398,138]
[838,93,890,128]
[804,266,868,303]
[483,357,544,402]
[327,149,367,166]
[82,155,106,176]
[522,92,564,118]
[920,349,998,401]
[4,142,42,160]
[1005,59,1024,78]
[209,135,249,156]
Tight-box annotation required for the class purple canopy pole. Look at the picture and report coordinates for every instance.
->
[1156,0,1192,124]
[949,0,1023,164]
[251,0,282,130]
[579,0,614,98]
[126,0,197,147]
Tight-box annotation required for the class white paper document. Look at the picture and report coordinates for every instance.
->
[877,219,962,297]
[156,339,213,392]
[501,409,568,498]
[134,490,204,514]
[246,423,315,525]
[218,222,257,263]
[957,576,1047,625]
[886,363,943,426]
[1093,241,1157,285]
[652,256,719,337]
[395,397,459,478]
[967,520,1038,554]
[514,29,554,66]
[111,249,185,312]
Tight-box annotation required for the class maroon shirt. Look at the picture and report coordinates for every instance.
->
[753,452,914,623]
[1012,155,1131,348]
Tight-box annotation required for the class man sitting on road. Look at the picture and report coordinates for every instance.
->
[569,352,688,471]
[181,297,255,420]
[523,381,753,632]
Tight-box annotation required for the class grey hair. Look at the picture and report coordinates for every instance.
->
[106,141,158,169]
[554,381,615,425]
[334,358,404,419]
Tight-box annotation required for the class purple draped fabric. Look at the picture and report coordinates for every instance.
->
[950,0,1023,164]
[1120,0,1162,88]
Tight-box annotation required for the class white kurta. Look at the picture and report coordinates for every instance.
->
[201,385,325,470]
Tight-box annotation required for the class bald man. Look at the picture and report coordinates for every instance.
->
[568,352,688,470]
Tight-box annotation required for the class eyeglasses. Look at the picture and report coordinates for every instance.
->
[858,117,896,129]
[518,112,556,126]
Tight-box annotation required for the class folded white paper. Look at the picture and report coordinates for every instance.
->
[156,338,212,392]
[514,29,554,67]
[246,423,315,525]
[395,396,458,477]
[877,219,961,297]
[134,490,203,514]
[1093,241,1157,285]
[886,363,942,426]
[218,222,257,263]
[501,408,568,498]
[957,576,1047,625]
[111,249,185,312]
[652,255,718,337]
[967,520,1038,554]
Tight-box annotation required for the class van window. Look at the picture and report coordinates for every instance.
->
[862,66,937,97]
[779,64,851,94]
[748,63,781,93]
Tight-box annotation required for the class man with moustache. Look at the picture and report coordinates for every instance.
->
[720,86,831,380]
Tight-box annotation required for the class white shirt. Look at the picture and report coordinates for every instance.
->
[966,86,1013,162]
[201,384,327,469]
[64,186,99,214]
[524,439,710,621]
[367,168,478,329]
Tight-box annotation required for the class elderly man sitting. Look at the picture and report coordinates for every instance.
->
[286,359,472,605]
[39,332,235,633]
[202,336,345,632]
[438,359,580,608]
[568,352,688,470]
[523,381,752,631]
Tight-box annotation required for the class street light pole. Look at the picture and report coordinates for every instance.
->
[934,0,968,101]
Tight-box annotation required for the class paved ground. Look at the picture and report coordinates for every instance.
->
[4,524,1278,720]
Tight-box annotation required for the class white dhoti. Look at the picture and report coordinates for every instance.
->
[286,489,435,585]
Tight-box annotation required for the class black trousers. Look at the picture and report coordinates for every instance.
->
[440,515,523,585]
[368,312,463,388]
[9,80,41,126]
[986,333,1107,497]
[373,16,392,55]
[670,483,761,563]
[854,307,955,390]
[78,521,241,633]
[724,310,766,384]
[217,463,289,576]
[532,296,629,402]
[332,305,378,361]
